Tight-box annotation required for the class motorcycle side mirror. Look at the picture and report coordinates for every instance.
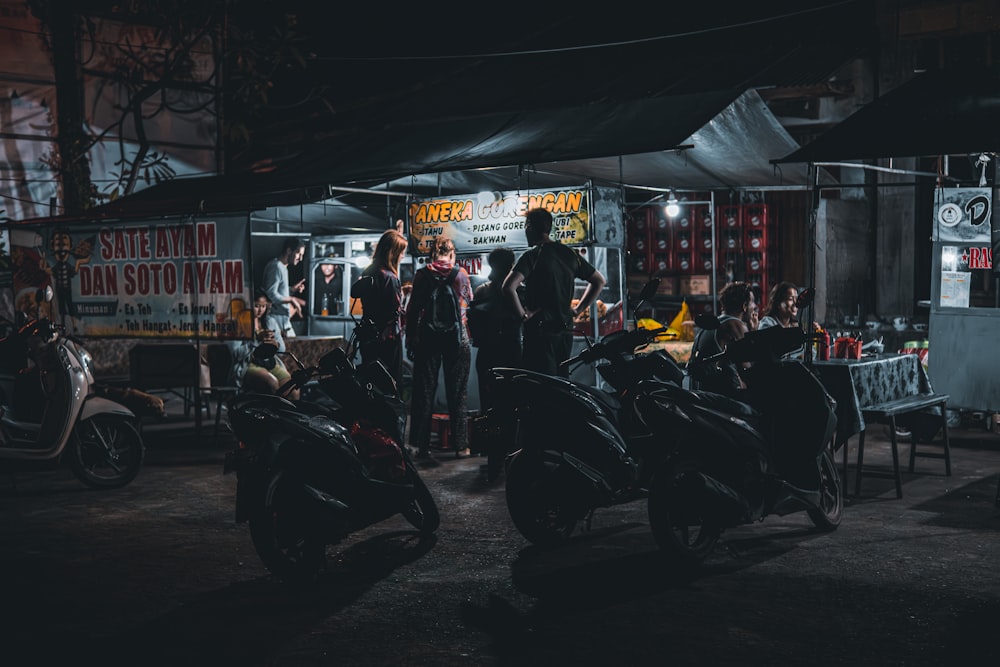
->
[251,342,279,364]
[631,278,660,319]
[638,279,660,302]
[694,312,721,330]
[319,347,352,374]
[796,287,816,309]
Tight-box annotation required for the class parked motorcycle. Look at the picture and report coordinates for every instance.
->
[0,288,144,488]
[643,288,843,569]
[486,279,686,546]
[223,339,439,586]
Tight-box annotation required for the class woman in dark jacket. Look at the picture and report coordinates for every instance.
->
[356,229,408,386]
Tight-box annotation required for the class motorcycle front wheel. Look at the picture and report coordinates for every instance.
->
[400,462,440,534]
[248,469,326,587]
[807,448,843,530]
[647,460,722,569]
[69,414,144,489]
[504,450,585,546]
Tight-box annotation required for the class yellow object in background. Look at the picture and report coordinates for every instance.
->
[636,317,678,341]
[667,299,695,341]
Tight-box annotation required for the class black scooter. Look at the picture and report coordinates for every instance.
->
[223,341,439,586]
[641,288,843,569]
[484,280,686,546]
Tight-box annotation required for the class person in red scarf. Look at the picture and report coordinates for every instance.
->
[405,237,474,462]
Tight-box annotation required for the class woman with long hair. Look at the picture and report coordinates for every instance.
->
[758,281,801,330]
[357,228,408,385]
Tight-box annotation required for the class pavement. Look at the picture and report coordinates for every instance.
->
[3,394,999,665]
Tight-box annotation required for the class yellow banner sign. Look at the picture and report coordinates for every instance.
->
[408,188,591,255]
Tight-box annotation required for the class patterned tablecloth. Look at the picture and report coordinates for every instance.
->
[812,353,932,444]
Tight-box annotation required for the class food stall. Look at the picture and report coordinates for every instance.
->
[407,184,627,408]
[300,234,415,338]
[5,214,255,421]
[927,186,1000,415]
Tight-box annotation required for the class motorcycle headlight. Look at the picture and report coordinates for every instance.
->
[306,415,349,439]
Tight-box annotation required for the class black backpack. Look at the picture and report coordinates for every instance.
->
[423,266,460,334]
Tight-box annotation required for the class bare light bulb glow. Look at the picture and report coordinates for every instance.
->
[665,198,680,218]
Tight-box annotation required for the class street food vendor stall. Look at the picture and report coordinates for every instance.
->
[928,187,999,413]
[407,184,626,408]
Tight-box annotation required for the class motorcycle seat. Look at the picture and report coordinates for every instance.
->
[691,390,761,423]
[639,380,762,427]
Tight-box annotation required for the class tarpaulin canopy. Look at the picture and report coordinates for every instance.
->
[31,2,872,234]
[775,67,1000,164]
[84,88,820,234]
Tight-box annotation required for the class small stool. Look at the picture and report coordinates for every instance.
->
[430,412,476,456]
[430,413,452,450]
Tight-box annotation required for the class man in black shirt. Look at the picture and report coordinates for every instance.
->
[503,207,606,376]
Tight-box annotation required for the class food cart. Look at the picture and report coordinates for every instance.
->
[927,186,1000,416]
[407,184,626,409]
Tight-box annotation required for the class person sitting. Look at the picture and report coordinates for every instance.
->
[239,290,300,400]
[758,281,814,360]
[689,281,756,397]
[758,281,802,330]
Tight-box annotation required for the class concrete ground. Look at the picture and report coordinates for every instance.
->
[1,396,999,666]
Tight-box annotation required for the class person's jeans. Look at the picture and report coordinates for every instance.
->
[272,314,294,338]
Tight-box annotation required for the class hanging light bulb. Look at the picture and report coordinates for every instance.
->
[664,190,680,218]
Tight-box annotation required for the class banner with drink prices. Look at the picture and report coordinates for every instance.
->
[8,215,252,339]
[407,187,592,256]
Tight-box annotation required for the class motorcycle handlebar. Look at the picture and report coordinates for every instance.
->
[560,326,668,369]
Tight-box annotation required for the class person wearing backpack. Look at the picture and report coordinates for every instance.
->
[503,207,606,377]
[405,236,474,461]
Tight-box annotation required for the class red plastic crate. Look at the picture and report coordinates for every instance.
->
[721,228,741,251]
[674,250,694,273]
[653,252,672,273]
[746,251,767,275]
[628,212,651,253]
[674,229,693,252]
[699,252,714,273]
[744,204,768,229]
[744,227,768,251]
[630,251,650,274]
[717,205,742,231]
[674,208,693,232]
[693,206,713,230]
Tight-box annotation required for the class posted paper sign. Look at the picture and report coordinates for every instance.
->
[939,271,971,308]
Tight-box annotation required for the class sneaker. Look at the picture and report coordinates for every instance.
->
[415,450,432,459]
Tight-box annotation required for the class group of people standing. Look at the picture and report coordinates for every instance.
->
[355,207,606,465]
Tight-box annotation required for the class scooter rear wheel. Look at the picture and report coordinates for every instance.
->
[648,460,722,570]
[248,469,326,587]
[401,462,440,534]
[505,450,583,546]
[69,414,144,489]
[807,448,843,530]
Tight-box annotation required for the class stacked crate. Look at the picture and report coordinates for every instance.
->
[625,200,777,301]
[740,203,773,302]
